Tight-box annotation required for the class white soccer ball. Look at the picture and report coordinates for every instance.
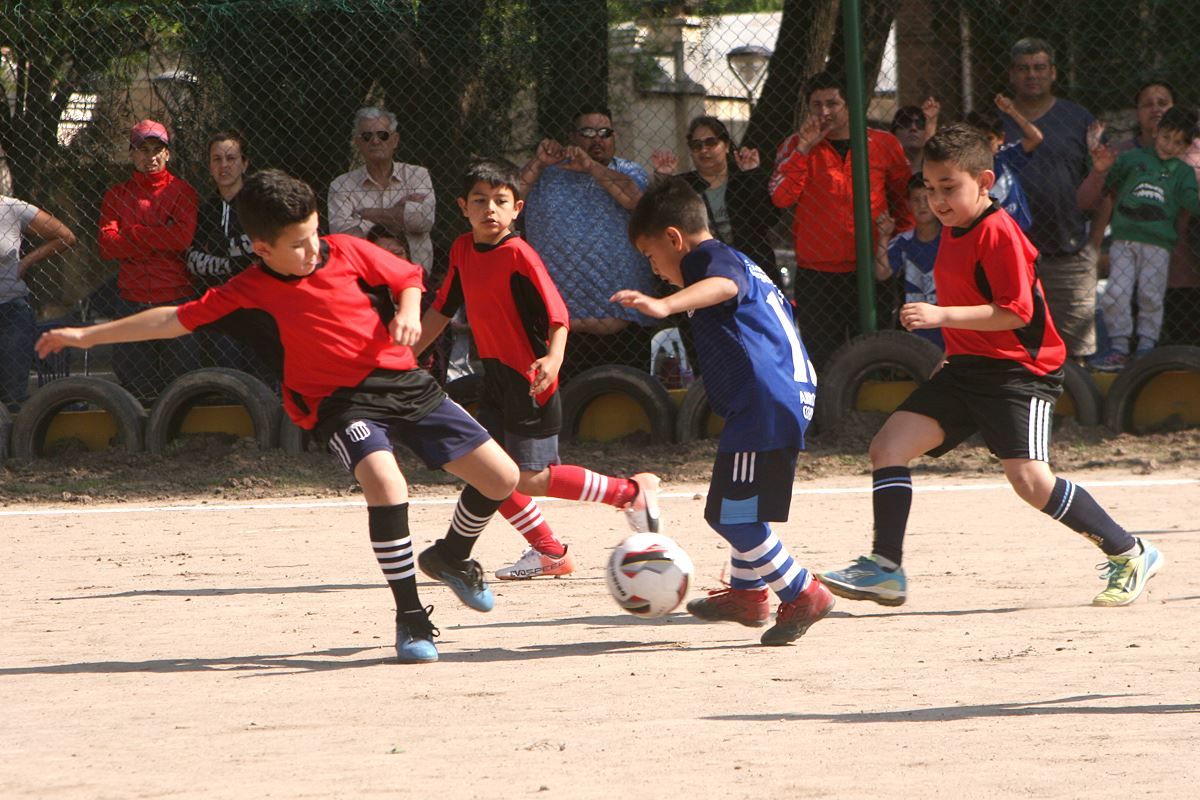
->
[606,533,694,618]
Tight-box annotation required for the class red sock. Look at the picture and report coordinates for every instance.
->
[546,465,637,508]
[500,492,565,556]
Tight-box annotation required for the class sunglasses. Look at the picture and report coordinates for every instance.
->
[688,136,723,151]
[359,130,393,142]
[576,127,614,139]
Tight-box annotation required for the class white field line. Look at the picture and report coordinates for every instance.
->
[0,478,1194,518]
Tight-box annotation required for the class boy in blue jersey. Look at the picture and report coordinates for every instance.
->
[875,175,944,349]
[612,180,835,646]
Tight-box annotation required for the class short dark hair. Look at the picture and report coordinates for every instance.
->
[365,224,409,259]
[687,115,732,146]
[922,123,994,177]
[964,110,1004,137]
[1158,106,1198,139]
[1010,37,1054,65]
[891,105,925,132]
[1135,80,1176,107]
[207,129,249,161]
[907,174,927,195]
[572,106,613,127]
[460,157,521,199]
[805,71,845,103]
[628,179,710,242]
[236,169,318,243]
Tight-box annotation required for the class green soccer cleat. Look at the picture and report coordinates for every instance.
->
[1092,539,1164,607]
[818,555,907,606]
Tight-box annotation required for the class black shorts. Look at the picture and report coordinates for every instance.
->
[898,356,1063,461]
[704,448,798,525]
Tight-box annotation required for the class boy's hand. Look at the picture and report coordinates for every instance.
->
[36,327,90,358]
[527,354,562,396]
[994,94,1017,117]
[389,312,421,348]
[536,138,564,166]
[734,146,760,171]
[922,96,941,122]
[876,211,896,239]
[610,289,671,319]
[899,302,944,330]
[1086,120,1106,152]
[651,149,679,175]
[1090,143,1116,173]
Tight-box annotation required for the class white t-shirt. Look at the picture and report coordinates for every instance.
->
[0,196,39,303]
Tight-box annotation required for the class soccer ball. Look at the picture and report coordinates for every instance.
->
[606,533,694,618]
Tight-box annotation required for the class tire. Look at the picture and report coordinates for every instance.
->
[11,377,146,460]
[674,378,723,443]
[814,331,944,436]
[1104,345,1200,433]
[1059,360,1102,427]
[445,373,484,412]
[0,405,11,462]
[278,413,314,455]
[146,368,281,455]
[560,365,676,445]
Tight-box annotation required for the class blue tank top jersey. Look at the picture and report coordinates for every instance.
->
[682,239,817,452]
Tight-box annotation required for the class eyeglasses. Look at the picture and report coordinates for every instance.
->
[359,130,393,142]
[575,127,614,139]
[687,136,723,151]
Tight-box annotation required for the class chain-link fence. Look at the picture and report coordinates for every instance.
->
[2,0,1200,413]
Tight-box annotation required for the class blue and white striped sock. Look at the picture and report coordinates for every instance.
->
[712,521,809,602]
[729,549,767,591]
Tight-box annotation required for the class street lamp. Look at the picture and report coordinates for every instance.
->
[726,44,772,107]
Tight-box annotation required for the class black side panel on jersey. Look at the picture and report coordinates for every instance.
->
[438,270,465,317]
[195,308,284,380]
[357,278,396,326]
[510,272,550,358]
[973,259,1046,362]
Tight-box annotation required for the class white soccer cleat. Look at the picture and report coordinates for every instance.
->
[494,546,575,580]
[623,472,663,534]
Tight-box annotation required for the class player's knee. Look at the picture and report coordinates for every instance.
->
[868,435,908,468]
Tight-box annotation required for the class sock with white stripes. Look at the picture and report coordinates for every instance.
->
[870,466,912,568]
[438,486,502,563]
[713,522,809,602]
[728,550,768,591]
[1041,477,1137,555]
[546,465,638,508]
[500,491,565,556]
[368,504,421,614]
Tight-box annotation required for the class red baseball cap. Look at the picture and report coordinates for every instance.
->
[130,119,170,147]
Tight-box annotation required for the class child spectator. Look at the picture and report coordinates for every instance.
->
[612,180,834,646]
[967,94,1043,232]
[414,159,661,581]
[1087,106,1200,370]
[874,175,944,349]
[39,169,521,664]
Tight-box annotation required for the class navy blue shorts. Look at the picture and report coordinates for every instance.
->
[704,448,798,525]
[326,397,492,474]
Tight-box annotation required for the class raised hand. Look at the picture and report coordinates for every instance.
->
[651,149,679,176]
[876,211,896,240]
[1091,143,1117,173]
[795,115,827,153]
[922,96,941,123]
[1086,120,1107,152]
[561,145,594,173]
[536,137,565,166]
[994,94,1017,117]
[734,146,760,171]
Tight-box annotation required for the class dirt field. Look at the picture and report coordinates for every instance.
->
[2,464,1197,799]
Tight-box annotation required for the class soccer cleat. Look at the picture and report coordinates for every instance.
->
[495,546,576,580]
[623,472,663,533]
[818,555,908,606]
[1090,350,1129,372]
[686,585,770,627]
[395,606,439,664]
[418,543,495,612]
[760,579,836,646]
[1092,539,1164,607]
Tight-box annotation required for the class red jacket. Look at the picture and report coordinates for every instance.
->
[770,129,914,273]
[99,169,199,303]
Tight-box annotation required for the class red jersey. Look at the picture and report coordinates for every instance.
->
[935,204,1065,376]
[434,232,570,434]
[176,234,424,429]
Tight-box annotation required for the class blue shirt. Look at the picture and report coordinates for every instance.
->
[524,157,654,322]
[683,239,816,452]
[992,142,1033,233]
[887,229,944,349]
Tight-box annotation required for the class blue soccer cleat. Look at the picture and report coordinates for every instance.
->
[418,543,495,612]
[395,606,439,664]
[818,555,907,606]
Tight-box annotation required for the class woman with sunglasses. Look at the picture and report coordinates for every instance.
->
[651,116,784,290]
[328,106,435,272]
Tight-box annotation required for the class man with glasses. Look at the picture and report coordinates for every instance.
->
[328,106,435,272]
[1003,37,1098,361]
[521,108,656,378]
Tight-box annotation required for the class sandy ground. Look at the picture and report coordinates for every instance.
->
[2,466,1198,799]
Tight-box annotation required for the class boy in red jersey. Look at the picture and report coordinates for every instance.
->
[414,158,661,581]
[37,170,519,664]
[819,124,1163,608]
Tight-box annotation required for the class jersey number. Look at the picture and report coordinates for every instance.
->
[765,291,810,384]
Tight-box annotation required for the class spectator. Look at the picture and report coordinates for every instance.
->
[891,98,940,171]
[1084,107,1200,370]
[98,119,201,400]
[1002,37,1097,360]
[328,106,435,272]
[0,195,75,410]
[966,94,1043,232]
[1164,133,1200,345]
[873,175,943,349]
[650,115,783,289]
[770,71,914,369]
[521,107,654,379]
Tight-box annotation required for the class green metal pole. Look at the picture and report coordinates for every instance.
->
[843,0,876,333]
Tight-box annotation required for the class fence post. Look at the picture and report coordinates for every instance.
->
[843,0,876,334]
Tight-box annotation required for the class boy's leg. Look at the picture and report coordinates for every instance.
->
[542,464,661,533]
[1096,241,1135,364]
[1132,243,1170,354]
[493,435,574,578]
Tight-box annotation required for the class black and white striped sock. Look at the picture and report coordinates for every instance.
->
[368,504,420,614]
[439,486,503,563]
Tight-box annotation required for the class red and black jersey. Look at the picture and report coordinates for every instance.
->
[434,232,570,435]
[935,203,1065,376]
[176,233,425,429]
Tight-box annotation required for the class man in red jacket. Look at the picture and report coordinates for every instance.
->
[770,72,914,369]
[98,119,201,400]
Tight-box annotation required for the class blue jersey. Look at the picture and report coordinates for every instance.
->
[887,229,944,349]
[682,239,816,452]
[992,142,1033,233]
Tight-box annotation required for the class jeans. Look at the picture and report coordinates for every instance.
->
[111,297,203,402]
[0,296,36,411]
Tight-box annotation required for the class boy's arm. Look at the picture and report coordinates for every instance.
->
[610,276,737,319]
[388,286,422,347]
[36,306,188,358]
[1077,145,1119,211]
[413,306,451,357]
[873,213,896,281]
[900,302,1024,332]
[529,323,568,395]
[995,94,1043,153]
